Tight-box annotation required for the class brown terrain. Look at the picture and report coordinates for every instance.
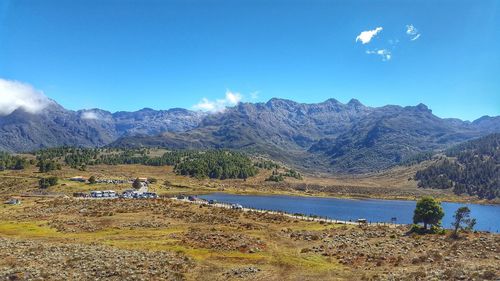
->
[0,164,498,280]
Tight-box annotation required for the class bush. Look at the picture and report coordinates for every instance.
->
[132,178,142,189]
[37,160,61,173]
[39,177,58,189]
[265,174,284,182]
[409,223,444,235]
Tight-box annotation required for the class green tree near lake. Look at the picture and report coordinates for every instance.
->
[88,176,96,184]
[413,196,444,231]
[451,206,476,238]
[132,178,142,189]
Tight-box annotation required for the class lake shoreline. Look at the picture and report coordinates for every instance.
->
[189,187,500,206]
[197,192,500,233]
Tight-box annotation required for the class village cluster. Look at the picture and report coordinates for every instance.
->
[70,176,159,199]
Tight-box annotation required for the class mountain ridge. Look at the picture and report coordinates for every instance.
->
[1,97,498,173]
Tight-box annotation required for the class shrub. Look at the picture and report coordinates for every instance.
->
[39,177,58,189]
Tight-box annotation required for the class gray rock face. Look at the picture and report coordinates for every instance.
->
[1,97,499,173]
[0,101,205,152]
[112,98,500,173]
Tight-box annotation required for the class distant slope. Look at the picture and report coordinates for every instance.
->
[111,99,500,173]
[308,104,493,173]
[1,97,498,173]
[415,133,499,199]
[0,101,204,152]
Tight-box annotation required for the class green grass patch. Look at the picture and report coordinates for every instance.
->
[0,221,59,238]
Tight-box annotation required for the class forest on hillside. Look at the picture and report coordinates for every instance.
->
[415,133,499,199]
[0,152,33,171]
[32,147,258,180]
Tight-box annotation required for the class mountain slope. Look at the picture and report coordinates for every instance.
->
[111,99,499,173]
[414,133,499,199]
[308,104,492,172]
[1,97,498,173]
[0,102,204,152]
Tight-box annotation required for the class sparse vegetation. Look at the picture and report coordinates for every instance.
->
[265,173,284,182]
[265,169,302,182]
[0,197,497,281]
[254,160,281,170]
[38,176,58,189]
[0,152,31,170]
[37,159,61,173]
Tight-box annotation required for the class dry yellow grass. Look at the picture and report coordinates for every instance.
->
[0,160,488,204]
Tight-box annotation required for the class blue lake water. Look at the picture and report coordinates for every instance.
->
[198,193,500,233]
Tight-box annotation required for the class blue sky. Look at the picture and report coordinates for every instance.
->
[0,0,499,120]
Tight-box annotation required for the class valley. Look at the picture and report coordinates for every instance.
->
[2,1,499,279]
[1,184,499,280]
[0,145,498,280]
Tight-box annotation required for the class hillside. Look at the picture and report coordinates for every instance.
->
[0,101,204,152]
[1,98,499,173]
[415,133,499,199]
[111,99,500,173]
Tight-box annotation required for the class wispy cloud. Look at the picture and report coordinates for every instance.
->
[193,90,243,113]
[81,111,99,120]
[406,24,421,41]
[355,27,383,44]
[0,78,51,116]
[388,39,399,45]
[366,49,392,61]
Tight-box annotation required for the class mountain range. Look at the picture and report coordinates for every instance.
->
[1,98,498,173]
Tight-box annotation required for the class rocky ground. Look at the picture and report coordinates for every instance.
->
[0,197,498,280]
[284,225,500,280]
[0,237,190,281]
[174,227,266,253]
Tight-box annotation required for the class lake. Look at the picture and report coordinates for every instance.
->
[198,193,500,233]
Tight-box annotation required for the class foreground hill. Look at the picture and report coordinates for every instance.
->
[0,196,498,280]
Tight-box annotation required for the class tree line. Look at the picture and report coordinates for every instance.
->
[174,150,258,179]
[32,147,259,180]
[0,152,33,171]
[415,133,499,199]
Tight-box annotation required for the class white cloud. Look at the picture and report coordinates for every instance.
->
[193,90,243,113]
[225,91,242,105]
[410,33,421,41]
[406,24,421,41]
[388,39,399,45]
[366,49,392,61]
[0,78,51,116]
[81,111,99,120]
[355,27,383,44]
